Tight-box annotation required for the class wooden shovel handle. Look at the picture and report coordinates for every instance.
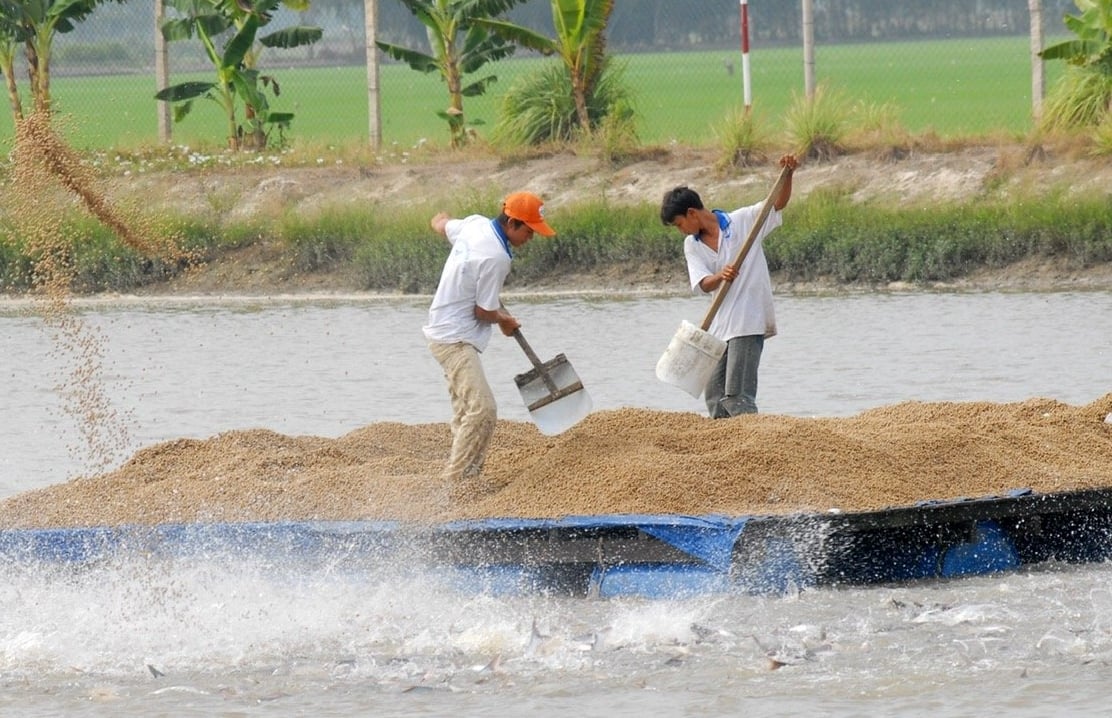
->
[700,165,793,331]
[500,304,545,371]
[512,328,559,392]
[512,328,544,369]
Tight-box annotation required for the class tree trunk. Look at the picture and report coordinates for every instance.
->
[572,80,590,133]
[24,42,49,115]
[445,54,465,148]
[0,50,24,123]
[244,103,265,150]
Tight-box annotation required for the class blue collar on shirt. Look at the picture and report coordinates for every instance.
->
[491,218,513,258]
[695,210,730,243]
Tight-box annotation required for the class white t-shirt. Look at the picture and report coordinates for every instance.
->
[423,214,512,352]
[684,203,782,340]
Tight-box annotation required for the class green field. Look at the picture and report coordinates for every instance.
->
[0,35,1066,152]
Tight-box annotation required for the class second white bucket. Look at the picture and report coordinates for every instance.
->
[654,320,727,398]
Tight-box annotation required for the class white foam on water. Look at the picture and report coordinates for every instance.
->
[0,556,633,670]
[5,555,1112,715]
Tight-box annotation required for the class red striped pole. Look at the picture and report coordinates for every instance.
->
[740,0,752,112]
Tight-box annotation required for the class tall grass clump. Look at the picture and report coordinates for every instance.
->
[1039,67,1112,133]
[591,95,640,166]
[491,59,635,149]
[1091,113,1112,155]
[783,83,853,162]
[713,106,770,172]
[846,99,914,159]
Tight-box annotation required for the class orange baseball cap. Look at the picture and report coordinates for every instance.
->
[502,191,556,236]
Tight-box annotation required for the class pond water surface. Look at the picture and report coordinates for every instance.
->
[1,289,1110,717]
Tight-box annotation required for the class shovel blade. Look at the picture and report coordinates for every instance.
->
[515,354,592,435]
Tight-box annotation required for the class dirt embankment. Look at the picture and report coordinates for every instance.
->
[100,143,1112,297]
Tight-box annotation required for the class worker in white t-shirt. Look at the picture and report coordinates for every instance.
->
[424,191,556,499]
[660,154,798,417]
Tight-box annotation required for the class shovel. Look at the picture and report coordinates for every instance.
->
[512,328,593,435]
[655,165,793,398]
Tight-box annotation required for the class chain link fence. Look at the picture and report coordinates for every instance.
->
[2,0,1078,151]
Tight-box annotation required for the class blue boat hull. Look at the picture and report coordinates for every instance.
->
[3,487,1111,598]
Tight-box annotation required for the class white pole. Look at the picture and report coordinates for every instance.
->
[364,0,382,150]
[802,0,815,99]
[154,0,171,144]
[1029,0,1044,121]
[739,0,752,112]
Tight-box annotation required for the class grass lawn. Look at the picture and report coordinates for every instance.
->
[2,35,1066,153]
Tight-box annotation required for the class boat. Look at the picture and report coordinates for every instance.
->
[4,485,1111,599]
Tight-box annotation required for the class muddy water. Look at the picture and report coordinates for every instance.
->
[1,289,1111,716]
[2,290,1110,497]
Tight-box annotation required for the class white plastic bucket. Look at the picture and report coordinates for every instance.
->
[655,320,727,398]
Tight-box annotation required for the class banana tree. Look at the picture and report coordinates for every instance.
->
[476,0,613,133]
[1040,0,1112,73]
[0,0,117,122]
[157,0,322,150]
[1038,0,1112,129]
[0,31,20,121]
[375,0,521,148]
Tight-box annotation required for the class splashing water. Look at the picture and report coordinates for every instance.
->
[4,551,1112,716]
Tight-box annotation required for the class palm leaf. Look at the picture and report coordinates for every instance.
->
[469,0,519,16]
[221,13,258,68]
[160,17,195,41]
[376,41,439,73]
[472,18,554,54]
[196,13,230,37]
[171,100,194,122]
[163,0,205,14]
[46,0,97,25]
[259,25,322,49]
[1041,38,1107,64]
[461,75,497,96]
[155,81,216,102]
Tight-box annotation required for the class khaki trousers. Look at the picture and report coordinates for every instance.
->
[428,341,497,483]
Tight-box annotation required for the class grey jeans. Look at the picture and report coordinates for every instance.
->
[705,334,764,418]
